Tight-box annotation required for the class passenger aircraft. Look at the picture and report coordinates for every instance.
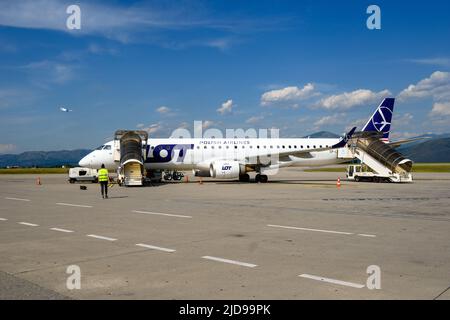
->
[79,98,401,182]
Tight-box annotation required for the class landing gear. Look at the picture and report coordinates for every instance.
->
[255,174,268,183]
[239,174,250,182]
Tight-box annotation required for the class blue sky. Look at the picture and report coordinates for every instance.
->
[1,0,450,153]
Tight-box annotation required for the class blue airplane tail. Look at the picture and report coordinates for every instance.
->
[361,98,395,141]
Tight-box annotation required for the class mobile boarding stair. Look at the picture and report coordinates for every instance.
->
[338,132,413,183]
[114,130,148,186]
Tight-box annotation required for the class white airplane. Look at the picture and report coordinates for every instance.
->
[60,107,73,112]
[79,98,401,182]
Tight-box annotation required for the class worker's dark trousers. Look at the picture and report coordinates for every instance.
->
[100,181,108,198]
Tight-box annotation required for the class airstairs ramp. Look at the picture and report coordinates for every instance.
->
[339,132,413,182]
[114,130,148,186]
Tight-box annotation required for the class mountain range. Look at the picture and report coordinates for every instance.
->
[1,132,449,167]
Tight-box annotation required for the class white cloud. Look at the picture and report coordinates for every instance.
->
[261,83,317,106]
[407,58,450,67]
[20,60,74,85]
[398,71,450,101]
[246,115,264,124]
[0,0,277,46]
[142,123,163,134]
[315,89,391,110]
[136,123,145,129]
[314,113,345,127]
[202,120,215,129]
[217,99,233,115]
[156,106,170,114]
[0,144,16,154]
[394,112,414,125]
[430,101,450,117]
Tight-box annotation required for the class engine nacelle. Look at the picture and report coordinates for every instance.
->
[209,161,241,179]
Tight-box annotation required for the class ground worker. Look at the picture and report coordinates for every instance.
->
[98,164,109,199]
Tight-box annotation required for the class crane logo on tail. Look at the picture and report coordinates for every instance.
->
[372,106,392,133]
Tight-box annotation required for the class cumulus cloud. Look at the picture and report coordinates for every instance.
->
[156,106,170,114]
[261,83,317,106]
[315,89,391,110]
[314,113,345,128]
[217,99,234,115]
[202,120,215,129]
[430,101,450,117]
[246,115,264,124]
[141,123,163,134]
[398,71,450,101]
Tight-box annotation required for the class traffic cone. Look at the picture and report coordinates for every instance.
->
[199,177,203,185]
[336,177,341,188]
[36,177,41,185]
[185,175,189,183]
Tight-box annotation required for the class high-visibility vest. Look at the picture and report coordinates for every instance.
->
[98,168,109,182]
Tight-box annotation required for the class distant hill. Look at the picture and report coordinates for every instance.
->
[0,149,91,168]
[398,138,450,163]
[304,131,341,138]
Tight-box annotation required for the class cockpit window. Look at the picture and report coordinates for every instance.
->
[104,145,111,150]
[96,145,105,150]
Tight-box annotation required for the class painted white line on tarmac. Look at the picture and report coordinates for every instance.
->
[132,210,192,219]
[268,224,353,235]
[136,243,176,253]
[0,218,8,221]
[299,273,365,289]
[5,197,31,202]
[56,203,93,208]
[202,256,258,268]
[50,228,74,233]
[357,233,377,238]
[19,222,39,227]
[86,234,117,241]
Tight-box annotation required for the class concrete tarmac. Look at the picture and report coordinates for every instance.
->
[0,169,449,299]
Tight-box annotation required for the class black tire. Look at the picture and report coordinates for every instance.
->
[239,174,250,182]
[69,178,75,184]
[260,175,268,183]
[255,174,261,183]
[354,176,360,182]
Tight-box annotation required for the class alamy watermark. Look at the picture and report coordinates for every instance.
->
[66,265,81,290]
[367,5,381,30]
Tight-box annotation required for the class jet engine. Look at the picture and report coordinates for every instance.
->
[209,161,241,179]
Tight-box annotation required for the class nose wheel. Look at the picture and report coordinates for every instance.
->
[255,174,268,183]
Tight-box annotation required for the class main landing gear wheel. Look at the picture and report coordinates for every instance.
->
[239,174,250,182]
[255,174,268,183]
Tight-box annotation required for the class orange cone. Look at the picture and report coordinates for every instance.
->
[185,175,189,183]
[36,177,41,185]
[336,177,341,188]
[199,177,203,185]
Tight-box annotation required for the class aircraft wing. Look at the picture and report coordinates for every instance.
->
[387,137,430,148]
[274,127,356,159]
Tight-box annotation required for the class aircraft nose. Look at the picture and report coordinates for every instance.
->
[78,155,90,167]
